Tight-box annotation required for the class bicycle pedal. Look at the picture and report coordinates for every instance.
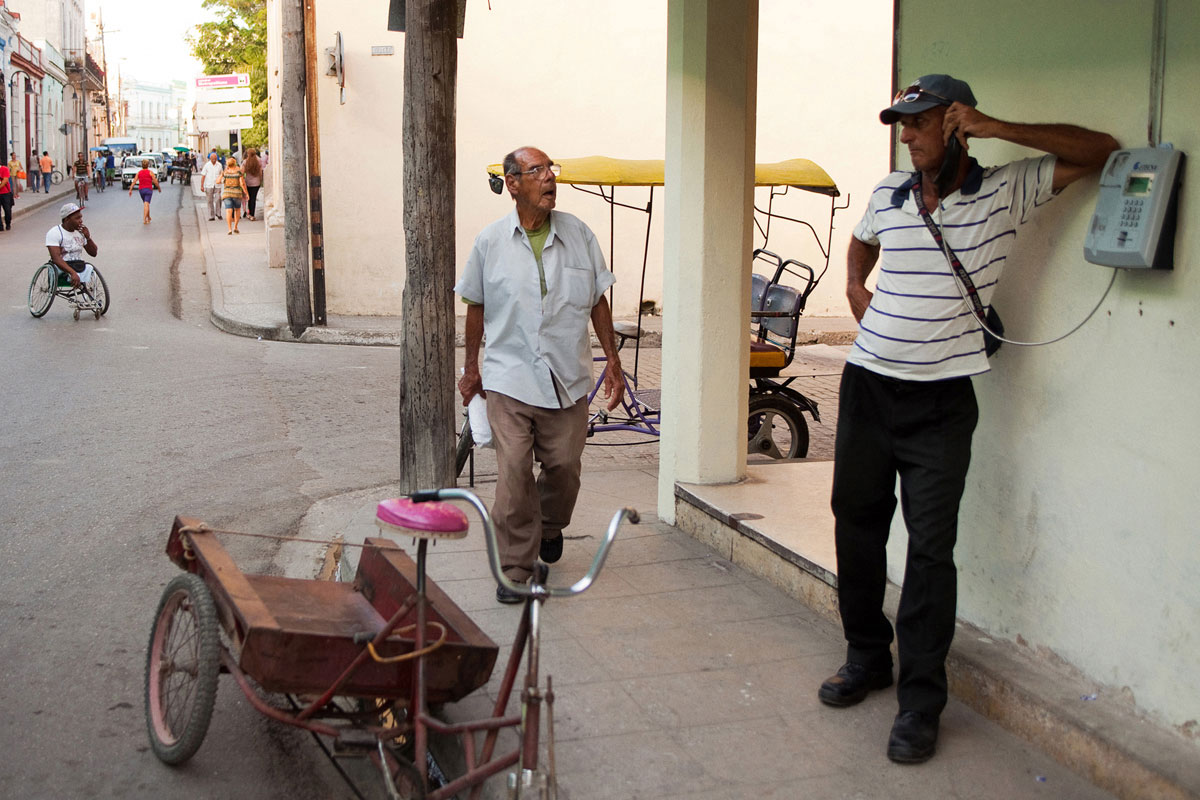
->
[331,728,380,755]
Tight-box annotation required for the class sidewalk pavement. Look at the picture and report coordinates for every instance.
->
[190,184,1120,798]
[10,176,86,224]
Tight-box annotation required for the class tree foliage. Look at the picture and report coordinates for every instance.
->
[188,0,268,149]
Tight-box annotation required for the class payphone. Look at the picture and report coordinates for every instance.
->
[1084,146,1184,270]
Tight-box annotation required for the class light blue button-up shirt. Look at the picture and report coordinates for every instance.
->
[455,209,615,409]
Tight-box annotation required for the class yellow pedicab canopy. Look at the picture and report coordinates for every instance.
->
[487,156,838,196]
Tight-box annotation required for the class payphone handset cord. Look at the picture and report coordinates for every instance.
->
[933,204,1117,348]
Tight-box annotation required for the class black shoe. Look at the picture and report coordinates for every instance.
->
[539,532,564,564]
[495,584,525,605]
[887,710,939,764]
[818,662,893,707]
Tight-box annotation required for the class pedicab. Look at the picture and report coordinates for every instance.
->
[145,488,637,798]
[459,156,849,472]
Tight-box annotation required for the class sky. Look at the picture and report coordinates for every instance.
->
[85,0,216,96]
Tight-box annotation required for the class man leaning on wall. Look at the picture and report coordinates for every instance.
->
[819,74,1118,764]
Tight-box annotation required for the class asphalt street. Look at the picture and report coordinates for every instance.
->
[0,182,405,798]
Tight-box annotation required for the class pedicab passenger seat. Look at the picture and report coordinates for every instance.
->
[749,256,814,379]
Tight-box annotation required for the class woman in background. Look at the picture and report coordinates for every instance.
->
[0,163,13,231]
[128,158,161,224]
[221,156,248,234]
[242,149,263,221]
[7,155,23,197]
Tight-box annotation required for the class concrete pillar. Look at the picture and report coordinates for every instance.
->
[265,0,287,269]
[658,0,758,523]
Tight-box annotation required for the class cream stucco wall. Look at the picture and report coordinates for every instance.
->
[297,0,891,317]
[888,0,1200,736]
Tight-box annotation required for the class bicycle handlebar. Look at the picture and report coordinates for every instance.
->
[411,487,638,598]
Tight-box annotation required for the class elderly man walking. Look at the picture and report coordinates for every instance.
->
[198,152,224,221]
[455,146,625,604]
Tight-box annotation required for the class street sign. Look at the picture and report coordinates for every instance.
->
[197,101,252,118]
[196,86,251,103]
[196,73,249,89]
[195,115,254,132]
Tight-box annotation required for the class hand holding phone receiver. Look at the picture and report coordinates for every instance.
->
[935,130,964,197]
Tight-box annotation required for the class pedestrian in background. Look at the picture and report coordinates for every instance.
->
[221,156,248,235]
[40,152,53,193]
[28,156,42,194]
[129,158,161,224]
[0,164,13,231]
[199,152,224,221]
[8,155,23,197]
[242,149,263,221]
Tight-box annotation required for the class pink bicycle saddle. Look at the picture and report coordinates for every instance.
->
[375,497,469,540]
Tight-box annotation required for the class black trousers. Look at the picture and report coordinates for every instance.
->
[247,185,260,217]
[830,363,978,716]
[0,192,12,229]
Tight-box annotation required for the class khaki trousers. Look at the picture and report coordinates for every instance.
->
[486,392,588,582]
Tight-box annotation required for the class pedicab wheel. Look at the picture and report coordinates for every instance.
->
[145,572,221,765]
[748,393,810,459]
[86,267,110,317]
[28,264,55,317]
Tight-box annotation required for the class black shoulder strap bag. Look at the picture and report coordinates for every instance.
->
[911,180,1004,357]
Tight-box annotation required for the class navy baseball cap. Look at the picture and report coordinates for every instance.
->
[880,74,976,124]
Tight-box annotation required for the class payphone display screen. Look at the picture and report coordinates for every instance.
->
[1123,173,1154,197]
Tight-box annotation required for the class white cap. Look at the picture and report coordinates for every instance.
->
[60,202,82,220]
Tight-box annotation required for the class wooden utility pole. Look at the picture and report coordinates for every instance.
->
[398,0,458,493]
[280,0,313,337]
[302,0,327,325]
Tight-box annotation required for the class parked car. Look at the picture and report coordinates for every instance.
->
[121,156,145,189]
[145,153,169,182]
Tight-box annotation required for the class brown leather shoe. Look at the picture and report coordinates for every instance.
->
[818,662,893,707]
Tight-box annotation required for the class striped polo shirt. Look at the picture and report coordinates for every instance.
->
[848,155,1057,381]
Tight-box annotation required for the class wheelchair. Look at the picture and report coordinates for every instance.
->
[28,262,110,320]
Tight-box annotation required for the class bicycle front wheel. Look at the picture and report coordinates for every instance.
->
[28,264,56,317]
[52,170,63,185]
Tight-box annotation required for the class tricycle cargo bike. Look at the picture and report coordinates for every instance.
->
[145,488,637,798]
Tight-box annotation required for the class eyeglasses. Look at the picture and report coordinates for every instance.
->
[511,162,561,179]
[892,85,952,105]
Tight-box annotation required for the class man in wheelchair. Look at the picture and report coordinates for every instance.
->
[45,203,99,287]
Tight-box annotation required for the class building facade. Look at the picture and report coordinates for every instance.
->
[2,0,101,171]
[121,77,186,152]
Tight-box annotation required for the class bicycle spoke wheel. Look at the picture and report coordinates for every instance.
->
[28,265,55,317]
[85,267,110,317]
[455,421,474,478]
[145,573,221,765]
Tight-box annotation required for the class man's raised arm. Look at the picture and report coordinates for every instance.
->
[944,103,1119,191]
